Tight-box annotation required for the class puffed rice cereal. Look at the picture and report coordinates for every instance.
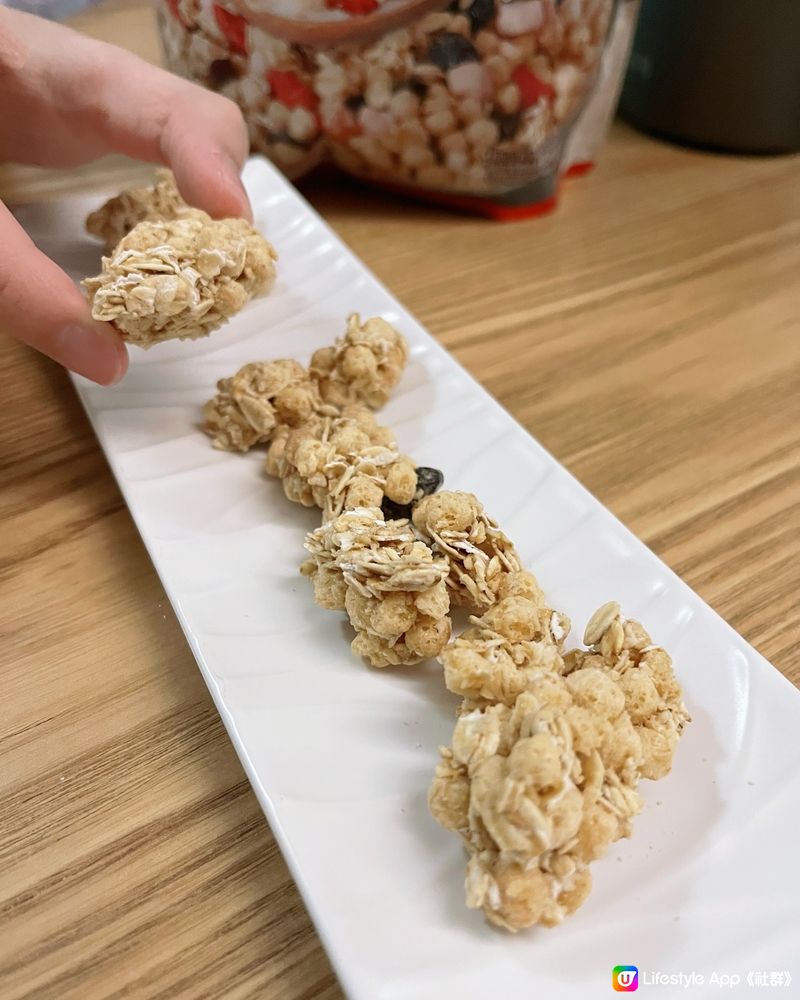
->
[413,490,521,610]
[266,406,417,517]
[85,170,187,251]
[563,602,691,780]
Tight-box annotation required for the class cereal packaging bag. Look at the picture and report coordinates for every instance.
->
[158,0,640,218]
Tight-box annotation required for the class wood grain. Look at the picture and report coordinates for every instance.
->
[1,2,798,997]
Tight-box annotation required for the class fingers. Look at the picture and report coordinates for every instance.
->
[0,202,128,386]
[88,43,253,220]
[0,8,252,221]
[157,94,253,223]
[88,50,253,221]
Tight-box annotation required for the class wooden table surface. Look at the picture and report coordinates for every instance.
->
[1,2,799,997]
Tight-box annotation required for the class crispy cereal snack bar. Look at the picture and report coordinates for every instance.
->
[302,507,452,666]
[84,210,276,347]
[85,170,187,251]
[412,491,521,611]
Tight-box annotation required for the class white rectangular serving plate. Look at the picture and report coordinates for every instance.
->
[17,158,800,999]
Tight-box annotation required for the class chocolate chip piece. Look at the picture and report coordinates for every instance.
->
[426,33,480,71]
[465,0,494,33]
[381,497,413,521]
[407,78,429,98]
[295,45,317,74]
[345,94,366,112]
[207,59,238,90]
[495,111,522,141]
[415,467,444,496]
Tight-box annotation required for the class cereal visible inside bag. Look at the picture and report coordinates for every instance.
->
[157,0,633,217]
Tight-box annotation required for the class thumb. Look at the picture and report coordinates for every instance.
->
[0,201,128,386]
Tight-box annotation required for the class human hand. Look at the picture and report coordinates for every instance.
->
[0,7,252,385]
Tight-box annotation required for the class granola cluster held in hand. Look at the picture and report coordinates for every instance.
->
[83,173,277,348]
[429,580,689,931]
[85,169,187,251]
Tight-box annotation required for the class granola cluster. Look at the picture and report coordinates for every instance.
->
[85,169,187,251]
[266,406,417,517]
[413,491,521,610]
[209,332,691,932]
[430,668,644,931]
[310,313,409,409]
[440,574,570,704]
[203,314,409,453]
[302,507,452,666]
[204,359,328,452]
[429,583,689,931]
[564,602,691,781]
[83,209,277,347]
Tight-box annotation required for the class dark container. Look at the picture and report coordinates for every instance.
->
[619,0,800,154]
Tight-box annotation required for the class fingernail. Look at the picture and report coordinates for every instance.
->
[223,155,252,222]
[56,323,128,386]
[107,339,130,385]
